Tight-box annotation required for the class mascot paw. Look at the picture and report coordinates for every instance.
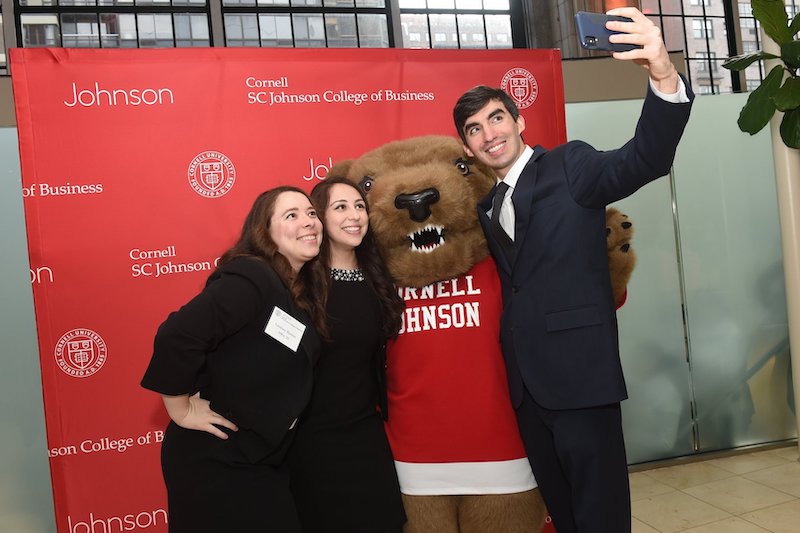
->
[605,207,636,309]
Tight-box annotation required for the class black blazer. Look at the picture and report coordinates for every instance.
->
[141,257,321,463]
[478,82,693,411]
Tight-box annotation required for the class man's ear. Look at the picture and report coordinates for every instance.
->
[463,144,475,158]
[517,114,526,136]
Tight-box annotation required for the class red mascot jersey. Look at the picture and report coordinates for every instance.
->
[385,257,536,495]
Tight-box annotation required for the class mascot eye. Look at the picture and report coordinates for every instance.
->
[359,176,374,194]
[454,159,472,176]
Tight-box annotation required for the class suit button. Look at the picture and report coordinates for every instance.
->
[512,286,518,293]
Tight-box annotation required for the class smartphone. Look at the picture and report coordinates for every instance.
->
[575,11,641,52]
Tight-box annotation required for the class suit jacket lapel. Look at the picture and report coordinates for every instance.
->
[478,190,512,274]
[509,146,545,269]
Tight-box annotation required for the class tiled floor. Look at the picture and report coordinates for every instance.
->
[631,444,800,532]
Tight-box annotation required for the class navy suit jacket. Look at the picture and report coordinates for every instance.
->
[478,81,693,411]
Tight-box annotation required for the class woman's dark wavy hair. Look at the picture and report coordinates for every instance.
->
[311,177,405,339]
[216,186,329,338]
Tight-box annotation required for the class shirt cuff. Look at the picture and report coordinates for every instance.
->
[649,77,690,104]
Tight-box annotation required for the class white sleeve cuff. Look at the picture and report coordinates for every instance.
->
[649,77,690,103]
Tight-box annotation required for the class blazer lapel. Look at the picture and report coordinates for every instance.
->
[510,146,545,269]
[478,190,512,274]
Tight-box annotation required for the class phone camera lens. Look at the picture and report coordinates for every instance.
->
[586,36,597,44]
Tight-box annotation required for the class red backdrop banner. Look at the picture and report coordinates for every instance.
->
[11,47,565,533]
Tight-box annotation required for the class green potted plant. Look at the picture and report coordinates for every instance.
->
[723,0,800,148]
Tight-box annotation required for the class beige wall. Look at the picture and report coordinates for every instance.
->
[562,51,687,103]
[1,77,14,127]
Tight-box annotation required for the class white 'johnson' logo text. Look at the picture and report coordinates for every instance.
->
[64,82,175,107]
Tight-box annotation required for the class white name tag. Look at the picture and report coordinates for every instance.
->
[264,306,306,352]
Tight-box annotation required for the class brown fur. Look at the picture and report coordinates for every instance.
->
[606,207,636,307]
[402,490,547,533]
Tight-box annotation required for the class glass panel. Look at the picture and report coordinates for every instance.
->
[257,0,290,4]
[172,0,207,5]
[565,98,694,464]
[19,0,57,5]
[138,13,174,47]
[292,0,323,5]
[642,0,681,16]
[59,0,97,5]
[428,0,454,8]
[174,13,209,47]
[355,0,384,7]
[455,0,481,8]
[357,14,388,47]
[21,14,62,47]
[672,94,795,452]
[61,13,100,47]
[223,0,256,5]
[100,13,137,48]
[259,13,293,47]
[293,14,325,47]
[97,0,134,5]
[649,15,687,54]
[456,14,485,49]
[135,0,171,5]
[482,0,508,10]
[485,14,510,49]
[224,14,260,46]
[429,14,457,49]
[398,0,425,7]
[325,14,358,48]
[400,13,430,48]
[324,0,354,5]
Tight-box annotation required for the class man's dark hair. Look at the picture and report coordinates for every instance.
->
[453,86,520,144]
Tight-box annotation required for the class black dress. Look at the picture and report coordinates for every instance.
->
[288,272,406,533]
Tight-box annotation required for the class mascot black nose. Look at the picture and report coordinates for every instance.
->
[395,188,440,223]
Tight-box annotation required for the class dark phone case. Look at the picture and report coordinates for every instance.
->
[575,11,640,52]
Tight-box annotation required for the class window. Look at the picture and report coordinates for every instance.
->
[692,18,714,39]
[222,0,392,47]
[17,1,211,49]
[399,0,516,49]
[690,0,711,5]
[696,51,718,72]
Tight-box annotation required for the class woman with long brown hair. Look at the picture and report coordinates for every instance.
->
[287,177,406,532]
[141,186,327,532]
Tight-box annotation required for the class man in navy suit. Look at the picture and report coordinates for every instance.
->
[452,7,693,533]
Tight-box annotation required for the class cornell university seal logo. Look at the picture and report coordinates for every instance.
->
[54,328,107,378]
[500,68,538,110]
[188,151,236,198]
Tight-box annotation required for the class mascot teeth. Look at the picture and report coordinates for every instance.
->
[408,225,445,253]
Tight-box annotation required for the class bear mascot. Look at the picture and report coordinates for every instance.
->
[329,135,634,533]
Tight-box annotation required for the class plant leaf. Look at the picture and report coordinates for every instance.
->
[753,0,792,45]
[781,40,800,69]
[738,64,784,134]
[773,76,800,110]
[791,13,800,36]
[780,106,800,147]
[723,51,780,71]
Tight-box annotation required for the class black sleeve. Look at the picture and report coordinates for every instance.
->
[140,258,280,395]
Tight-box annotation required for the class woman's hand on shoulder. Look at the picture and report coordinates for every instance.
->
[161,392,238,439]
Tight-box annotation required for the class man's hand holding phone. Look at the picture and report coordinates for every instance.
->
[577,7,679,95]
